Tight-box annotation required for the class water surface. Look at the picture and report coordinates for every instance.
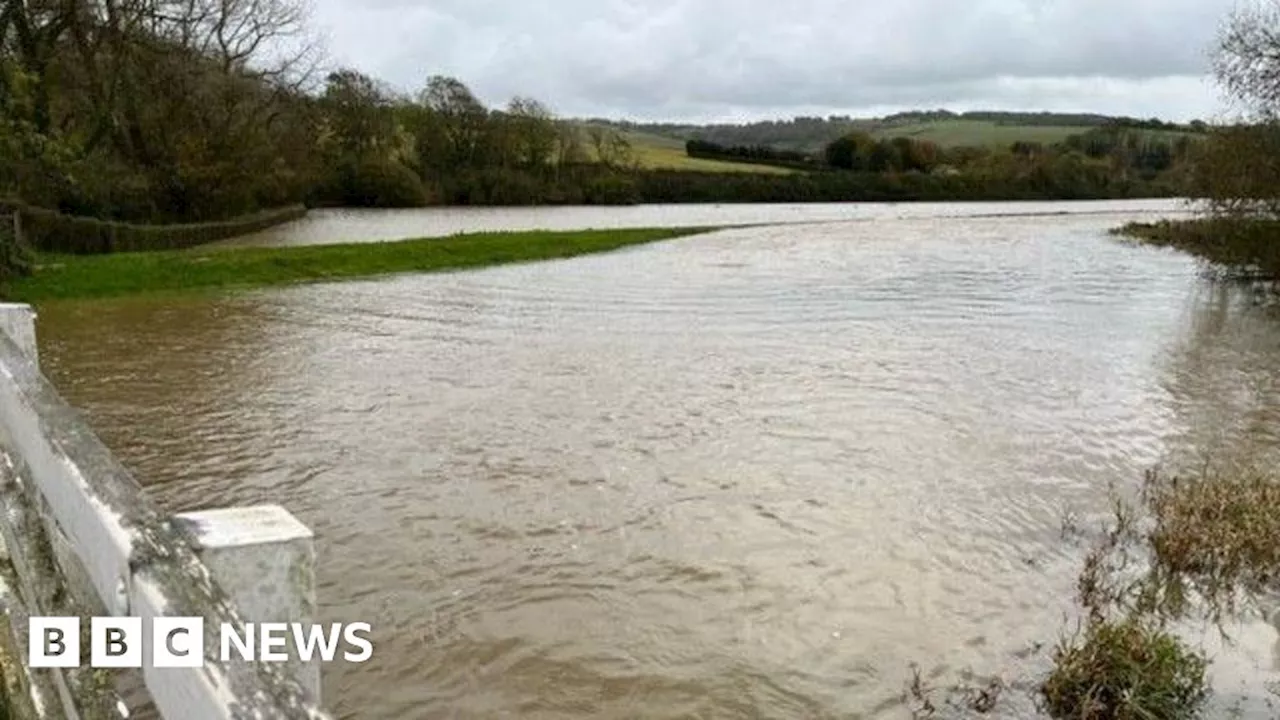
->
[35,202,1280,718]
[223,198,1192,247]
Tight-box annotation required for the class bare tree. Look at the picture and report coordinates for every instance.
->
[1202,1,1280,217]
[1216,0,1280,119]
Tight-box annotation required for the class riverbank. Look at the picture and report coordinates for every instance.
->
[1114,218,1280,279]
[1,227,715,302]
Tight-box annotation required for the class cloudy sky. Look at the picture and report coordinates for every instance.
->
[308,0,1238,123]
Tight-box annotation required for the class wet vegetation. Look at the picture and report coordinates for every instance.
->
[1036,465,1280,720]
[1116,218,1280,281]
[1041,617,1208,720]
[1001,4,1280,715]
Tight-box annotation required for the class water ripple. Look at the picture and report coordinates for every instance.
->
[35,203,1280,719]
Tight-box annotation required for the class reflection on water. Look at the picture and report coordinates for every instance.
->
[1159,282,1280,474]
[33,205,1280,719]
[1153,284,1280,718]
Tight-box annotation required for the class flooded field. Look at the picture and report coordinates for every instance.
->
[36,202,1280,718]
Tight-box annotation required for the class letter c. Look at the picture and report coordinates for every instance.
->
[166,628,190,657]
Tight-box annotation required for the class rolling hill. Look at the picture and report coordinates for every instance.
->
[593,110,1205,155]
[582,126,795,174]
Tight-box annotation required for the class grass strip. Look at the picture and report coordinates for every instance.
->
[4,227,717,302]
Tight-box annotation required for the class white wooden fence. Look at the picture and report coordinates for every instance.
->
[0,302,330,719]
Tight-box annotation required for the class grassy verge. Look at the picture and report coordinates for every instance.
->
[1,227,717,302]
[1115,217,1280,279]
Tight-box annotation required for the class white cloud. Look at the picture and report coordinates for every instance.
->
[308,0,1235,121]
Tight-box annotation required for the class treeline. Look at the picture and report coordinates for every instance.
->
[1060,126,1198,174]
[822,134,941,172]
[0,0,656,225]
[804,127,1194,186]
[310,72,651,208]
[688,126,1198,188]
[882,110,1116,127]
[1,0,321,223]
[683,140,815,169]
[659,124,1197,204]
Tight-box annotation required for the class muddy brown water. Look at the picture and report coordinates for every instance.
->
[33,201,1280,718]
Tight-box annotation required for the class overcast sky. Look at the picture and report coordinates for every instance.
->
[308,0,1237,123]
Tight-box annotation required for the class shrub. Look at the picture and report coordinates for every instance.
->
[12,202,307,254]
[328,158,426,208]
[566,173,633,205]
[453,168,546,205]
[1142,469,1280,621]
[1041,618,1208,720]
[1117,218,1280,280]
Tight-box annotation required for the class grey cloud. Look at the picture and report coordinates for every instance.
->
[310,0,1233,121]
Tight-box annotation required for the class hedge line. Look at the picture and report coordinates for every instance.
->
[0,202,307,255]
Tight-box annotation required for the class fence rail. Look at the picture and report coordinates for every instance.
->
[0,303,329,719]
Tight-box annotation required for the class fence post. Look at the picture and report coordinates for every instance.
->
[0,303,37,367]
[171,505,321,702]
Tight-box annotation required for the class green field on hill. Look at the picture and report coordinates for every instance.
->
[866,119,1196,148]
[867,119,1088,147]
[619,131,795,174]
[609,111,1203,155]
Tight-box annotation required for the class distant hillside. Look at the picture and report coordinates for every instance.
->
[575,124,794,174]
[591,110,1206,153]
[869,119,1101,148]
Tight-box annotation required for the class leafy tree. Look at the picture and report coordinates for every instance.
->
[867,139,901,172]
[824,131,875,170]
[505,97,557,168]
[418,75,490,171]
[320,70,397,161]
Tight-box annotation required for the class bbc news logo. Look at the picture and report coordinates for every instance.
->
[29,617,373,668]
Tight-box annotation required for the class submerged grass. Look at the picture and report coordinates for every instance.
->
[1,226,716,301]
[1142,468,1280,622]
[1115,218,1280,281]
[1042,617,1208,720]
[1042,466,1280,719]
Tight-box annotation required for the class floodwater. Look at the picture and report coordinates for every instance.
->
[223,198,1193,247]
[33,201,1280,718]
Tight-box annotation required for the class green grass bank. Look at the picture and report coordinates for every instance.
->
[2,227,716,302]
